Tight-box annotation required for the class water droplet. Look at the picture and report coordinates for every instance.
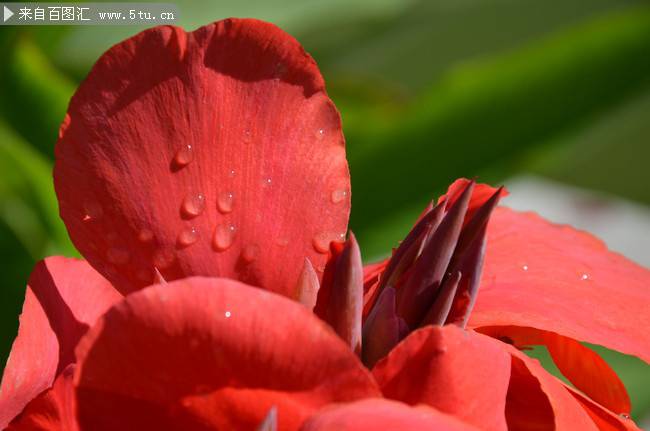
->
[277,237,289,247]
[178,227,199,247]
[312,233,331,254]
[263,178,272,186]
[213,224,236,251]
[228,169,236,178]
[316,128,325,139]
[182,193,206,218]
[153,248,175,269]
[173,144,194,168]
[522,265,529,271]
[243,129,252,143]
[225,311,231,318]
[619,413,630,420]
[242,244,260,262]
[581,273,589,280]
[83,201,103,220]
[217,192,234,214]
[107,247,129,265]
[138,229,154,243]
[331,189,349,204]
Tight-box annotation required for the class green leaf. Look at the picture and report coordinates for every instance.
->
[347,6,650,257]
[0,36,75,158]
[0,120,76,257]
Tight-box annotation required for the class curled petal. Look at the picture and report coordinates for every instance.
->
[372,326,510,431]
[470,207,650,363]
[0,257,120,428]
[544,332,631,415]
[74,278,379,431]
[54,19,350,296]
[300,399,479,431]
[506,346,599,430]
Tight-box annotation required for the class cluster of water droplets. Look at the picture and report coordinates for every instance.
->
[80,126,350,281]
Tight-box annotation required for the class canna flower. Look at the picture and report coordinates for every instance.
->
[1,18,649,431]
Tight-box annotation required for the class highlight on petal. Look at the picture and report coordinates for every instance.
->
[300,399,480,431]
[54,18,350,296]
[0,257,120,429]
[74,277,379,431]
[469,207,650,363]
[372,326,510,431]
[6,365,77,431]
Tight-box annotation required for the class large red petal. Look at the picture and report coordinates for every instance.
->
[300,399,479,431]
[371,326,510,431]
[0,257,120,428]
[470,207,650,362]
[54,18,350,295]
[73,277,379,431]
[7,365,77,431]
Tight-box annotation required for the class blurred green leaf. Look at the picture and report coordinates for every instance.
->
[0,120,76,257]
[0,36,74,158]
[348,6,650,257]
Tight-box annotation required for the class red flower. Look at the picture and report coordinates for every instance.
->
[1,18,649,431]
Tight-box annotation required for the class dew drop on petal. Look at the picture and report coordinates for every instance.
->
[225,311,231,318]
[217,192,234,214]
[174,144,194,168]
[581,273,589,280]
[138,229,154,243]
[178,227,199,247]
[312,233,331,254]
[316,128,325,139]
[106,247,129,265]
[153,248,175,269]
[182,193,206,218]
[242,244,260,262]
[522,265,529,271]
[83,201,103,220]
[331,189,349,204]
[213,223,236,251]
[263,178,272,187]
[228,169,236,178]
[620,413,631,420]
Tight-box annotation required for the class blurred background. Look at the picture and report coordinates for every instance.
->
[1,0,649,423]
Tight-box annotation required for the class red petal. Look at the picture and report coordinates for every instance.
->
[54,19,350,296]
[300,399,479,431]
[74,277,379,430]
[568,387,641,431]
[470,207,650,362]
[506,346,599,430]
[545,332,631,415]
[372,326,510,431]
[0,257,120,428]
[7,365,77,431]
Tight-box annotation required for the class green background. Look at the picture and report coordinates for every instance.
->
[1,0,649,422]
